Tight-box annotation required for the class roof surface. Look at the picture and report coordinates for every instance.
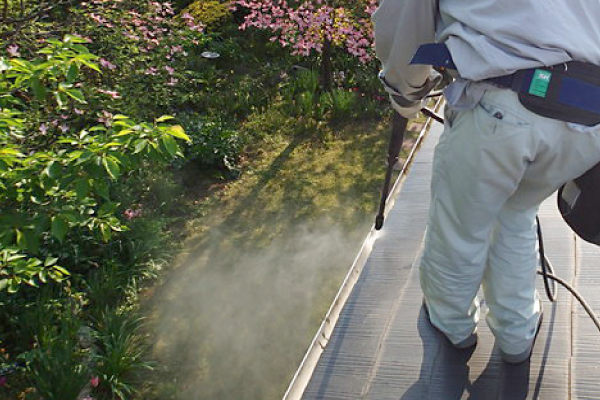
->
[301,121,600,400]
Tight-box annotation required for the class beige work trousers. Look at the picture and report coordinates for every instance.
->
[421,88,600,355]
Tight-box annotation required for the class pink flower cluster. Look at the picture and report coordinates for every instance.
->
[99,58,117,70]
[181,12,204,32]
[6,44,20,57]
[84,0,201,56]
[98,110,114,126]
[123,206,143,220]
[97,89,121,99]
[234,0,377,63]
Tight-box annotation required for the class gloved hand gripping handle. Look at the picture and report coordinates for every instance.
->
[375,112,408,230]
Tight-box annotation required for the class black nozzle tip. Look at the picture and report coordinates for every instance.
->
[375,215,384,231]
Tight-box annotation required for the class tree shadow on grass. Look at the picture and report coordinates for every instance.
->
[145,119,426,400]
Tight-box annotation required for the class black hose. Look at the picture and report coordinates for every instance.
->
[536,216,558,301]
[537,269,600,334]
[537,218,600,333]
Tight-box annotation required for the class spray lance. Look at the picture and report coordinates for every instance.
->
[374,68,447,231]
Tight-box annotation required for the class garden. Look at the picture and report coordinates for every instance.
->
[0,0,416,398]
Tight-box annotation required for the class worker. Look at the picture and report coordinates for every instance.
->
[372,0,600,364]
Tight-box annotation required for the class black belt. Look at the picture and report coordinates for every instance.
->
[411,43,600,126]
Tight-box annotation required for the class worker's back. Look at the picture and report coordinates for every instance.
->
[439,0,600,80]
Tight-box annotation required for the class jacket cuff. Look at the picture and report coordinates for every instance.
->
[389,94,425,118]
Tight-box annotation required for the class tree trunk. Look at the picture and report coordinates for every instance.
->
[320,38,333,92]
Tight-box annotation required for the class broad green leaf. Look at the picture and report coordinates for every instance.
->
[102,156,120,180]
[53,265,70,276]
[73,44,91,53]
[15,229,25,249]
[10,59,32,72]
[58,82,74,91]
[0,279,7,291]
[30,76,47,101]
[134,139,148,154]
[112,121,132,128]
[44,256,59,267]
[44,161,61,179]
[67,63,79,83]
[77,57,101,73]
[51,216,69,242]
[8,279,18,293]
[40,175,54,191]
[94,180,110,200]
[115,129,134,137]
[113,114,129,120]
[60,212,83,224]
[55,92,68,108]
[74,178,90,199]
[165,125,190,142]
[162,135,179,157]
[65,88,87,104]
[0,148,24,156]
[99,223,111,242]
[155,115,175,123]
[23,231,40,254]
[98,201,119,217]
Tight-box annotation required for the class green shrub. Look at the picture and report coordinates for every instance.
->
[0,36,190,293]
[322,88,359,121]
[281,69,325,118]
[178,113,244,171]
[86,263,125,314]
[182,0,232,28]
[92,310,153,400]
[25,316,89,400]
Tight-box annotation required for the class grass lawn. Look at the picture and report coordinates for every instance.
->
[142,115,423,399]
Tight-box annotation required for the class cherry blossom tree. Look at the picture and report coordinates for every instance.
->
[233,0,376,90]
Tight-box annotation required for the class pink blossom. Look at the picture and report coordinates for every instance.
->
[234,0,376,63]
[90,13,107,26]
[166,78,179,86]
[97,89,121,99]
[99,58,117,70]
[90,376,100,387]
[98,110,114,126]
[123,208,142,220]
[74,108,85,115]
[165,66,175,75]
[144,67,158,75]
[59,124,70,133]
[7,44,20,57]
[39,123,48,134]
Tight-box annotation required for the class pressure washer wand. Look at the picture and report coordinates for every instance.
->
[375,112,408,230]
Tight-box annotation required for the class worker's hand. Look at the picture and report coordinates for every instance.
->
[383,69,443,118]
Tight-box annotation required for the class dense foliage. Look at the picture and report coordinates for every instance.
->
[0,0,388,398]
[0,36,189,293]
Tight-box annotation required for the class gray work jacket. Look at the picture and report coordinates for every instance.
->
[373,0,600,116]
